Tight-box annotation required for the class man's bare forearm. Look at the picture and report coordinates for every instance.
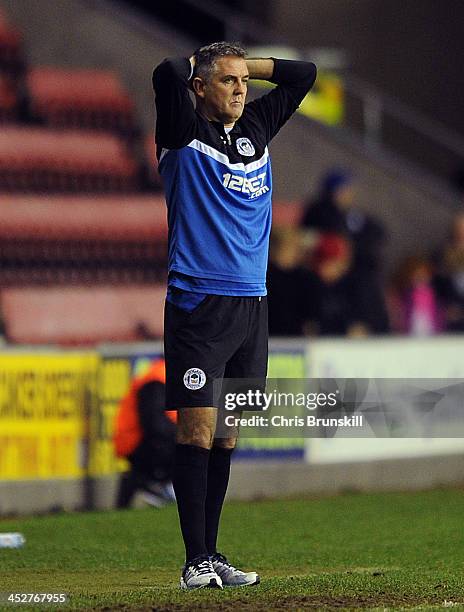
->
[246,58,274,80]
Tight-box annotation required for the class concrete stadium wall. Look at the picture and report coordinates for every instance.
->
[229,454,464,500]
[2,454,464,515]
[0,479,86,515]
[266,0,464,148]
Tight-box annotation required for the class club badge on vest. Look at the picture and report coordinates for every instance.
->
[183,368,206,390]
[236,137,255,157]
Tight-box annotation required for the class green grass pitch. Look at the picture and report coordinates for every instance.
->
[1,489,464,611]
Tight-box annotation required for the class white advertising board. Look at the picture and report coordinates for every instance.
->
[305,336,464,463]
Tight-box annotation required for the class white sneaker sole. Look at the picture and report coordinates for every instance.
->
[222,574,260,587]
[180,576,223,590]
[139,492,166,508]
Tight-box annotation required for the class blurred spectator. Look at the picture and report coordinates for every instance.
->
[434,212,464,332]
[302,169,354,233]
[304,233,370,337]
[389,256,443,336]
[301,169,389,333]
[114,358,177,508]
[267,227,315,336]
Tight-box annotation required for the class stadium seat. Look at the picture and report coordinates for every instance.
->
[0,284,166,345]
[0,127,138,191]
[0,195,168,284]
[27,67,135,132]
[0,194,167,239]
[0,196,307,285]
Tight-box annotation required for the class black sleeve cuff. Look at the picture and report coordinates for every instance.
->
[270,58,317,87]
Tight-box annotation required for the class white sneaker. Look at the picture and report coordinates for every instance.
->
[211,552,260,587]
[180,555,223,590]
[161,481,176,503]
[140,481,176,507]
[139,491,166,508]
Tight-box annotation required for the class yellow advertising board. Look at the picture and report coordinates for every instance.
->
[254,72,344,125]
[236,350,307,458]
[88,357,132,477]
[0,353,99,480]
[0,347,309,481]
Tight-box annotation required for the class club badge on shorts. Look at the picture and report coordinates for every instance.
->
[236,137,255,157]
[183,368,206,390]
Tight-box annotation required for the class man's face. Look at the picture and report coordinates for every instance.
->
[194,56,249,127]
[334,184,355,209]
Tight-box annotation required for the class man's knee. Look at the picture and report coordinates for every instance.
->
[176,407,217,449]
[213,437,237,450]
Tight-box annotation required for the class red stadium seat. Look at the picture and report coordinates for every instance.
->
[0,195,168,284]
[0,127,138,191]
[0,284,166,345]
[0,194,167,240]
[27,67,135,131]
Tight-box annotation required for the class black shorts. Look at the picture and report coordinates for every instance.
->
[164,294,268,409]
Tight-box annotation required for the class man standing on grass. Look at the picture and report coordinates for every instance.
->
[153,42,316,590]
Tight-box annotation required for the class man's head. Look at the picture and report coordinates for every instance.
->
[321,169,355,209]
[192,42,248,127]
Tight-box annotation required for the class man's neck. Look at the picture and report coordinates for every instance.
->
[197,106,235,129]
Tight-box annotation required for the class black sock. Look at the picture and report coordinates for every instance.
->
[205,446,233,555]
[173,444,210,563]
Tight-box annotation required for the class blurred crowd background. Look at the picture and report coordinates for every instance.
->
[0,0,463,346]
[268,170,464,338]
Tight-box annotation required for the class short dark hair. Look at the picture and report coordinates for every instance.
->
[193,41,247,82]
